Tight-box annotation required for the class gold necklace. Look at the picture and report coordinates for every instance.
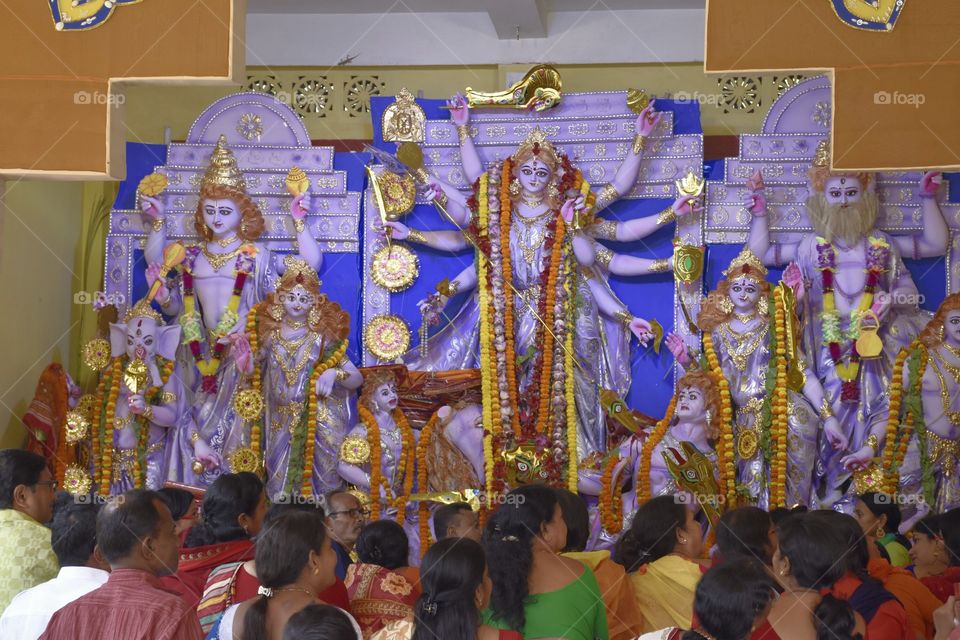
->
[928,353,960,424]
[285,319,307,330]
[943,342,960,359]
[718,321,769,372]
[201,245,243,272]
[933,349,960,385]
[276,330,312,354]
[272,331,317,386]
[733,311,756,324]
[520,194,544,208]
[513,210,553,264]
[215,235,239,247]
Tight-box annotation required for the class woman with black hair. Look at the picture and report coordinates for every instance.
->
[283,604,360,640]
[854,493,912,567]
[911,515,957,601]
[159,471,267,604]
[482,485,608,639]
[345,520,420,638]
[768,512,864,640]
[157,486,199,540]
[640,558,776,640]
[555,488,642,640]
[211,510,358,640]
[614,495,703,633]
[715,507,777,566]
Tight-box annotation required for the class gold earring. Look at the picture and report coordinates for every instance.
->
[938,325,945,342]
[240,220,249,238]
[705,410,712,425]
[719,297,734,315]
[308,305,321,327]
[203,225,213,242]
[509,178,521,197]
[757,296,769,316]
[876,526,885,538]
[546,183,560,202]
[269,303,284,322]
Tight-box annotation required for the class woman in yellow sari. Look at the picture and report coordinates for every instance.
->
[613,495,705,632]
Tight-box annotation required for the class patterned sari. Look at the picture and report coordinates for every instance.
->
[345,563,419,639]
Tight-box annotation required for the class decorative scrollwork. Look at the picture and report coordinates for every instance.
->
[246,75,282,97]
[718,76,761,113]
[344,76,384,117]
[773,75,806,97]
[294,77,332,117]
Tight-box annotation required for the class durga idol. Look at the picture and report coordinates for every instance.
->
[141,135,323,483]
[747,139,947,506]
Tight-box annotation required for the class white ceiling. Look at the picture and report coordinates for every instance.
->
[247,0,705,14]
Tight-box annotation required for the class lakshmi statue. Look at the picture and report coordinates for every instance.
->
[666,248,843,508]
[887,293,960,513]
[257,257,362,501]
[142,134,322,483]
[382,98,683,489]
[96,299,186,494]
[338,369,417,521]
[746,140,948,506]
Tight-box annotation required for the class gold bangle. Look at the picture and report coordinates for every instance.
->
[632,133,646,155]
[151,218,164,233]
[293,218,306,234]
[191,431,201,444]
[595,245,614,270]
[456,124,470,144]
[614,309,632,326]
[590,219,618,241]
[335,368,349,382]
[648,258,670,274]
[866,434,879,455]
[142,406,154,422]
[595,184,620,212]
[656,207,676,226]
[406,228,426,244]
[819,398,834,421]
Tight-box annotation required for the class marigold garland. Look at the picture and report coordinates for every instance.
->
[599,453,622,533]
[638,392,678,503]
[563,248,577,492]
[357,406,414,521]
[769,293,790,507]
[245,306,263,469]
[99,358,123,495]
[132,358,175,489]
[881,346,910,488]
[90,373,108,488]
[416,413,440,558]
[391,409,416,524]
[476,173,498,507]
[702,334,735,506]
[301,340,348,496]
[498,160,523,439]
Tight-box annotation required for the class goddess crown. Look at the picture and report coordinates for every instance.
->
[123,298,163,324]
[201,134,247,191]
[280,255,321,290]
[512,127,560,168]
[722,247,768,281]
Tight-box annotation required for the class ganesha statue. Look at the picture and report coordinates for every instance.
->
[746,140,948,506]
[141,134,323,484]
[92,299,187,494]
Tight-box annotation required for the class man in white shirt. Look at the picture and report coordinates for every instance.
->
[0,492,109,639]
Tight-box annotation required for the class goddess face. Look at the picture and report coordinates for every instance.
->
[279,285,314,322]
[517,158,552,196]
[675,385,707,422]
[728,276,761,314]
[124,317,159,361]
[823,176,863,208]
[201,198,241,239]
[371,381,399,413]
[944,310,960,346]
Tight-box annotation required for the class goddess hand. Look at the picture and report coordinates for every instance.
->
[672,194,703,219]
[423,181,444,204]
[127,394,147,415]
[291,193,309,220]
[145,262,170,303]
[629,317,654,345]
[376,220,410,241]
[315,368,338,398]
[560,195,586,224]
[418,293,447,326]
[783,262,805,305]
[746,169,765,194]
[841,445,874,472]
[920,171,942,197]
[635,100,661,137]
[744,172,767,216]
[824,417,848,450]
[448,93,470,126]
[140,195,164,222]
[193,439,222,471]
[222,332,254,376]
[665,332,691,366]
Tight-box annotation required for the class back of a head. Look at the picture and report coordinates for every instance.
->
[482,484,559,632]
[858,492,902,532]
[263,500,325,527]
[776,513,848,590]
[682,558,776,640]
[939,508,960,566]
[807,510,868,576]
[97,490,163,566]
[0,449,47,509]
[255,510,327,588]
[185,471,263,548]
[813,594,862,640]
[434,502,471,541]
[614,495,687,572]
[356,520,409,570]
[716,506,774,565]
[157,487,195,521]
[282,604,357,640]
[412,537,486,640]
[554,487,590,552]
[51,492,101,567]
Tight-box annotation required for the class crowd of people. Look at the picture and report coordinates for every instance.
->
[4,447,960,639]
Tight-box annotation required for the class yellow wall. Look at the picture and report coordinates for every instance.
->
[0,180,84,448]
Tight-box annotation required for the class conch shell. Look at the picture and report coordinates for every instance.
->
[285,166,310,197]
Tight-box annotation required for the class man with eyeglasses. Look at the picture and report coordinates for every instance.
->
[324,490,368,580]
[0,449,58,614]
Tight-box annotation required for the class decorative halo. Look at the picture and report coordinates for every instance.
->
[82,338,112,372]
[736,430,759,460]
[379,171,416,218]
[371,244,419,292]
[339,435,371,465]
[76,394,98,422]
[364,315,411,361]
[63,464,92,497]
[233,389,264,421]
[138,172,169,197]
[228,447,262,474]
[64,411,90,444]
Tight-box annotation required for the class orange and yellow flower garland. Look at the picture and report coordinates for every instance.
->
[769,294,790,507]
[131,358,175,489]
[638,393,678,503]
[99,358,123,495]
[416,413,439,558]
[90,373,108,488]
[703,334,735,505]
[599,453,622,533]
[244,307,263,467]
[498,160,523,439]
[357,405,414,522]
[880,343,925,494]
[476,173,499,506]
[564,254,577,492]
[301,340,349,496]
[391,410,416,524]
[360,404,384,520]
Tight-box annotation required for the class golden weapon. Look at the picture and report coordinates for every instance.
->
[146,242,186,305]
[406,489,483,512]
[776,283,806,391]
[124,357,149,395]
[662,441,724,525]
[599,388,651,435]
[464,65,562,112]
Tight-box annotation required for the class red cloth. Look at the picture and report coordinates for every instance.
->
[831,574,911,640]
[233,563,352,613]
[345,563,419,638]
[750,620,781,640]
[498,632,523,640]
[921,566,960,603]
[160,539,255,606]
[39,568,202,640]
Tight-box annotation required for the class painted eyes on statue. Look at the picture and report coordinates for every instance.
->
[204,206,234,217]
[828,188,860,199]
[731,284,757,295]
[126,335,153,346]
[679,389,700,402]
[521,167,549,179]
[280,293,313,306]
